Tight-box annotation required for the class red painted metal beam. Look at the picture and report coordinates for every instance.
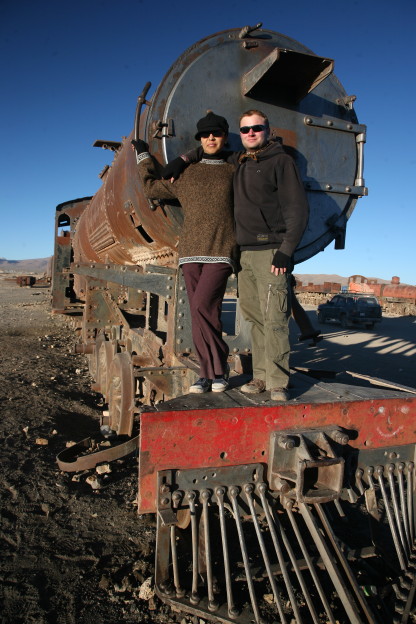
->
[138,395,416,513]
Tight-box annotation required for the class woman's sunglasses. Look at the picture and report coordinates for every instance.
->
[199,131,225,138]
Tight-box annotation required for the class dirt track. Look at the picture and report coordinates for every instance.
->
[0,280,178,624]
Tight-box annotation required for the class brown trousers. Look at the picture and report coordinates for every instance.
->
[182,262,232,380]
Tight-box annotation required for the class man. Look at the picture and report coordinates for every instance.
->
[235,110,308,400]
[163,109,309,401]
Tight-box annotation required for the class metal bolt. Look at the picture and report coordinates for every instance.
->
[200,489,210,501]
[332,430,349,445]
[273,477,290,494]
[172,490,182,504]
[208,600,219,612]
[278,435,295,450]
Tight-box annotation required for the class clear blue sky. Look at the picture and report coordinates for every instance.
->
[1,0,415,284]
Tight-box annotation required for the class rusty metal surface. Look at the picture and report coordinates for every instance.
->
[67,26,366,274]
[153,451,416,624]
[138,379,416,514]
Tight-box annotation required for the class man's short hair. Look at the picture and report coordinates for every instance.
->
[239,109,270,128]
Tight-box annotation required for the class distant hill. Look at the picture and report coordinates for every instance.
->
[0,257,401,286]
[0,257,51,273]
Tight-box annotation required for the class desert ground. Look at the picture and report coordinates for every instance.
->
[0,279,176,624]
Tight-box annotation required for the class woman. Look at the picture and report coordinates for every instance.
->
[132,112,236,393]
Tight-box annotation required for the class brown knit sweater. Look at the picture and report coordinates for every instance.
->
[137,153,237,267]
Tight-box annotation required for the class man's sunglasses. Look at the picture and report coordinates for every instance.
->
[199,131,225,138]
[239,124,267,134]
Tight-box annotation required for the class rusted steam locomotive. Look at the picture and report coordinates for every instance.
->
[52,25,416,624]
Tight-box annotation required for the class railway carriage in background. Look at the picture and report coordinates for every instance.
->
[51,24,416,624]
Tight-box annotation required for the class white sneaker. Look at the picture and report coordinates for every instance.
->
[189,378,211,394]
[212,378,229,393]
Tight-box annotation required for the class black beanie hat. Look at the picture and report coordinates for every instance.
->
[195,111,229,140]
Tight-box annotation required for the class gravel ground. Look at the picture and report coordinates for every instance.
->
[0,278,183,624]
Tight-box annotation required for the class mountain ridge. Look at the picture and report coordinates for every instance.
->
[0,257,402,285]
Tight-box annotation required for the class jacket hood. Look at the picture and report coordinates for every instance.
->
[242,139,285,162]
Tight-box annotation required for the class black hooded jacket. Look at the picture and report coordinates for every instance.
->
[232,141,309,257]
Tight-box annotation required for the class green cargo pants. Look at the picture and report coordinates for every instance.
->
[238,249,291,390]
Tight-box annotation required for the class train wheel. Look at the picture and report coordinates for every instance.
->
[108,352,135,436]
[97,340,117,401]
[88,333,105,383]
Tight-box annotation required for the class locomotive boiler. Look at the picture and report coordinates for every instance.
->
[52,24,416,624]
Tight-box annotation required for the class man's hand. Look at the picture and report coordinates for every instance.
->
[131,139,149,154]
[161,157,187,182]
[271,250,292,275]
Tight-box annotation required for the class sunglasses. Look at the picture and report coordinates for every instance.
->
[239,124,267,134]
[199,131,225,138]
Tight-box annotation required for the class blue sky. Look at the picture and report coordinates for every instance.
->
[1,0,415,285]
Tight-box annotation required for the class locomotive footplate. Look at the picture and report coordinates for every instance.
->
[152,429,416,624]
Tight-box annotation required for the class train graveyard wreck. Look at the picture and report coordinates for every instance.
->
[32,22,416,624]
